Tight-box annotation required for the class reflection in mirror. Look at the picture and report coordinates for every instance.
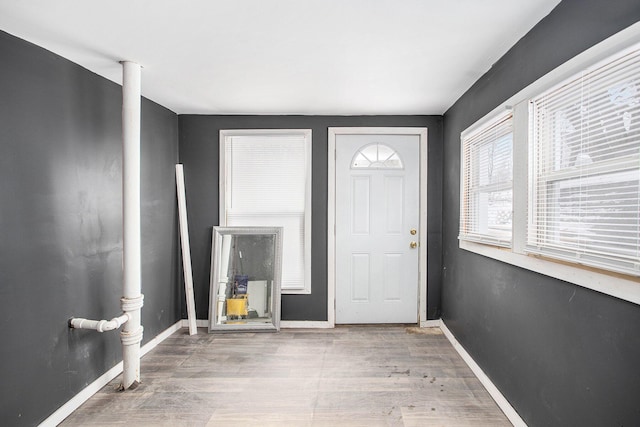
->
[209,226,282,332]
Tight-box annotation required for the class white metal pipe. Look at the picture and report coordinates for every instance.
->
[66,61,144,391]
[122,60,141,307]
[120,61,144,390]
[69,314,129,332]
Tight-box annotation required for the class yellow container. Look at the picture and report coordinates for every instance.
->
[226,296,248,317]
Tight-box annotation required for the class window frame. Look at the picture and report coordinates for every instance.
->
[459,110,514,247]
[526,53,640,276]
[458,22,640,306]
[219,129,312,295]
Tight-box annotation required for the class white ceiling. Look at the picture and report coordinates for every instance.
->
[0,0,562,115]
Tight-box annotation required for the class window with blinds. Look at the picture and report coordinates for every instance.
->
[221,130,312,293]
[528,44,640,275]
[459,112,514,246]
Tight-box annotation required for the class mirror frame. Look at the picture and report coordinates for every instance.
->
[208,226,282,332]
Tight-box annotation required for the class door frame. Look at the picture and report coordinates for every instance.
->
[328,127,428,327]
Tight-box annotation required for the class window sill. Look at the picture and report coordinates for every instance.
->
[281,288,311,295]
[459,240,640,306]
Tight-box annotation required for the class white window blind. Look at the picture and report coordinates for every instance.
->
[528,44,640,275]
[223,132,311,291]
[460,112,514,246]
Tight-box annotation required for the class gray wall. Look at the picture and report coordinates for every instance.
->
[0,31,181,426]
[8,0,638,423]
[442,0,640,426]
[178,115,443,321]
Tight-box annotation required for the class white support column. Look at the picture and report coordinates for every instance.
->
[120,61,144,390]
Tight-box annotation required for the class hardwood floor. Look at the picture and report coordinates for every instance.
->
[61,326,511,426]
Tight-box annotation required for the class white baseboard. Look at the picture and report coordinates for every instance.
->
[188,319,335,330]
[439,321,526,427]
[420,319,442,328]
[142,320,184,355]
[281,319,439,330]
[280,320,333,329]
[182,319,208,328]
[40,319,183,427]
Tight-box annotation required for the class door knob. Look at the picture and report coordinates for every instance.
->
[410,229,417,235]
[410,241,418,249]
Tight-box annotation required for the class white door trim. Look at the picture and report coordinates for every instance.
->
[328,127,428,327]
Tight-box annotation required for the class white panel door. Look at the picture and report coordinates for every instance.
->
[335,134,420,324]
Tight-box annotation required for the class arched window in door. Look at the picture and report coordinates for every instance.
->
[351,143,404,169]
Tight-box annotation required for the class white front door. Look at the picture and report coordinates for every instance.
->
[335,133,420,324]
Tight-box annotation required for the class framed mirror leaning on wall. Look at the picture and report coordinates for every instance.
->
[208,226,282,332]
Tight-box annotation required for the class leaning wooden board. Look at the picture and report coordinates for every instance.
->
[176,164,197,335]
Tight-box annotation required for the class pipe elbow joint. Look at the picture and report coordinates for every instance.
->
[96,320,108,333]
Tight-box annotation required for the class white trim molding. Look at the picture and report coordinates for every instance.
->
[328,127,429,327]
[420,319,441,328]
[188,319,209,328]
[461,240,640,305]
[280,320,333,329]
[40,320,184,427]
[438,320,527,427]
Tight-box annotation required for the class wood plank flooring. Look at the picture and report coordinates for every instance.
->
[61,326,512,426]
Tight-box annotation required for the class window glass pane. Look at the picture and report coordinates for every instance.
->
[544,172,639,258]
[486,189,513,238]
[228,136,306,212]
[528,44,640,275]
[351,143,404,169]
[460,112,513,246]
[223,132,311,291]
